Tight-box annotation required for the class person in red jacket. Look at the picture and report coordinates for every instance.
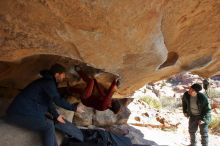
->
[67,65,121,114]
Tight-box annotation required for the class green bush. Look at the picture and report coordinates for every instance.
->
[140,96,161,110]
[159,96,182,110]
[160,96,175,109]
[209,116,220,134]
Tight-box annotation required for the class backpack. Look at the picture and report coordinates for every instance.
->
[66,129,132,146]
[82,129,114,146]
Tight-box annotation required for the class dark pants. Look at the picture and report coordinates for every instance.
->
[6,115,83,146]
[189,115,209,146]
[6,115,58,146]
[55,119,84,142]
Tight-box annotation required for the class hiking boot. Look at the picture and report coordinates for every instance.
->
[115,77,121,87]
[74,65,81,72]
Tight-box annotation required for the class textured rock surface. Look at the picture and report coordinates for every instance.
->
[73,98,132,127]
[0,0,219,95]
[0,119,62,146]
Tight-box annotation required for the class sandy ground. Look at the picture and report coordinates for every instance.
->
[130,125,220,146]
[128,110,220,146]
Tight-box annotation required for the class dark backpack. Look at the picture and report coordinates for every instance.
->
[66,129,132,146]
[82,129,114,146]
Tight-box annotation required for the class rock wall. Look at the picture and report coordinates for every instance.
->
[0,0,219,97]
[0,119,63,146]
[73,98,132,127]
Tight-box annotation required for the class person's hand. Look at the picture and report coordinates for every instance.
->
[184,113,189,118]
[198,120,205,125]
[57,115,66,124]
[76,103,85,113]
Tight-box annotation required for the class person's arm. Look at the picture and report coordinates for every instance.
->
[45,80,78,111]
[182,93,189,117]
[200,93,211,123]
[48,101,59,120]
[47,101,67,123]
[95,79,116,110]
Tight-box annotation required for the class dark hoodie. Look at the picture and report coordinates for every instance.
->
[7,70,77,120]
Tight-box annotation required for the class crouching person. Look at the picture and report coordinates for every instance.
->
[6,63,85,146]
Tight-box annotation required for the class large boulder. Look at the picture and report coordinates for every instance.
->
[0,0,219,96]
[73,98,132,127]
[0,1,219,143]
[0,119,62,146]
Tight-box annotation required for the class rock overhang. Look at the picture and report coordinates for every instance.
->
[0,0,219,96]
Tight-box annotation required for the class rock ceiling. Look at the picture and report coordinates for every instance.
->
[0,0,219,96]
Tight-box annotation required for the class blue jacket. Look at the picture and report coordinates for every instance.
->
[7,71,77,119]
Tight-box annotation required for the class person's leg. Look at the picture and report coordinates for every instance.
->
[55,120,84,142]
[188,116,199,146]
[106,79,117,98]
[94,78,117,98]
[75,66,96,100]
[199,123,209,146]
[94,78,106,97]
[42,119,58,146]
[81,78,95,100]
[6,115,57,146]
[93,79,118,110]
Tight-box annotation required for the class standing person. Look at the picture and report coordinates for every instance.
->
[182,83,211,146]
[6,63,85,146]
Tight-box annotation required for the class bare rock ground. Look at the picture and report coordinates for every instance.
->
[126,107,220,146]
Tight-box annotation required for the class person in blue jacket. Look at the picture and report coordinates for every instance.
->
[6,63,85,146]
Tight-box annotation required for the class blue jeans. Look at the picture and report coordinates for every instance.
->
[189,115,209,146]
[55,119,84,142]
[6,115,83,146]
[6,115,58,146]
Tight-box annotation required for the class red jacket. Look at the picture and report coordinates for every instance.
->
[59,86,112,111]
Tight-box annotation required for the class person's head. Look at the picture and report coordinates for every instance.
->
[109,99,121,114]
[188,83,202,96]
[49,63,66,83]
[203,79,209,90]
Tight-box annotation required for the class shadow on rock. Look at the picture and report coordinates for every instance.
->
[126,125,159,146]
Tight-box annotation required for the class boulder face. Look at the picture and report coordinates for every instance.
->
[0,119,63,146]
[73,98,132,127]
[0,0,220,96]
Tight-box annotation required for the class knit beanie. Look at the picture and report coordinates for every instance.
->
[191,83,202,93]
[49,63,66,74]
